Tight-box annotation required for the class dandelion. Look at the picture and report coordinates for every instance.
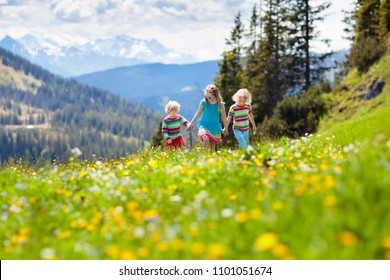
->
[382,236,390,249]
[191,242,205,255]
[150,232,161,243]
[272,200,283,210]
[207,243,227,259]
[254,232,279,251]
[157,241,169,252]
[323,195,337,207]
[338,231,358,246]
[271,243,291,259]
[137,247,150,258]
[235,211,249,223]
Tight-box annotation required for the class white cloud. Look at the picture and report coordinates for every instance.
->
[0,0,355,61]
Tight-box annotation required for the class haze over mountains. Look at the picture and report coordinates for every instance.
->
[0,34,197,77]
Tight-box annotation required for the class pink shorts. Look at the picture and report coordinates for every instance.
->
[199,131,222,145]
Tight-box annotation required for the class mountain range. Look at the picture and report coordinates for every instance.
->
[75,61,220,118]
[0,34,197,77]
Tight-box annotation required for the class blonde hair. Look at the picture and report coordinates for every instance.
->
[165,100,180,114]
[204,84,223,110]
[232,88,252,103]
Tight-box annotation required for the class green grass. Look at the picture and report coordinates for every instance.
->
[1,135,389,260]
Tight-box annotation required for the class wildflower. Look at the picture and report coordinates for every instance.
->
[271,243,290,259]
[235,211,249,223]
[157,241,169,252]
[137,247,150,258]
[323,195,337,207]
[254,232,279,251]
[249,208,261,219]
[40,248,56,260]
[338,231,358,246]
[191,242,205,255]
[207,243,227,259]
[382,236,390,249]
[171,239,184,251]
[272,200,283,210]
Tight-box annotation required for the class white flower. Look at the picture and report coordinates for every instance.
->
[71,147,82,157]
[40,248,56,259]
[169,195,182,202]
[221,208,233,218]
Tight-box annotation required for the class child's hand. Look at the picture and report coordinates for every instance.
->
[222,128,229,137]
[167,139,172,144]
[187,123,193,130]
[253,126,257,135]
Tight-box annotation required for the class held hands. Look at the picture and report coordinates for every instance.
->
[167,139,172,144]
[222,128,229,137]
[187,122,193,130]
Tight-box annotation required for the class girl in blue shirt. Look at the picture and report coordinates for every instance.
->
[188,84,228,151]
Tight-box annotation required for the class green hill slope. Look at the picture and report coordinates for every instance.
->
[318,45,390,145]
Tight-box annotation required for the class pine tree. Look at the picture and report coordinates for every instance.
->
[378,0,390,41]
[349,0,384,72]
[286,0,332,91]
[150,121,164,148]
[215,11,245,105]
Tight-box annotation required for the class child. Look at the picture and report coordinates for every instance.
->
[162,101,190,149]
[224,88,256,149]
[188,84,228,151]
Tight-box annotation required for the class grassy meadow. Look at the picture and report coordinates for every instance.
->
[1,132,389,260]
[1,48,390,260]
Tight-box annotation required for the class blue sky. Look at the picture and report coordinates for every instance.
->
[0,0,355,62]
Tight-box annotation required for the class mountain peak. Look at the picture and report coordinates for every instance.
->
[0,34,196,76]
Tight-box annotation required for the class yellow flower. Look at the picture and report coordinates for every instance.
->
[235,211,249,223]
[249,208,261,220]
[171,239,184,251]
[137,247,150,258]
[126,201,138,211]
[191,242,205,255]
[207,243,227,259]
[382,236,390,249]
[272,200,283,210]
[385,250,390,260]
[79,170,87,179]
[324,175,336,189]
[150,232,161,243]
[271,243,290,259]
[157,241,169,252]
[119,249,137,260]
[58,231,71,239]
[254,232,279,251]
[256,192,264,201]
[323,195,337,207]
[338,231,358,246]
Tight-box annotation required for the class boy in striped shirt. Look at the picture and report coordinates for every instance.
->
[225,89,257,148]
[162,101,190,149]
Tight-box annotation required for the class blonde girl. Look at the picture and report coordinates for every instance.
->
[188,84,228,151]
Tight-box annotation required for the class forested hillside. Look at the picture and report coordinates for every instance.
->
[0,47,162,162]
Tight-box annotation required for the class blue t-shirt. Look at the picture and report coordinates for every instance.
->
[199,99,224,137]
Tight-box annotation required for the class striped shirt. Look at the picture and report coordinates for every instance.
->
[228,103,252,131]
[162,115,189,140]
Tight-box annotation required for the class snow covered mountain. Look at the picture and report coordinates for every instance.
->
[0,34,197,77]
